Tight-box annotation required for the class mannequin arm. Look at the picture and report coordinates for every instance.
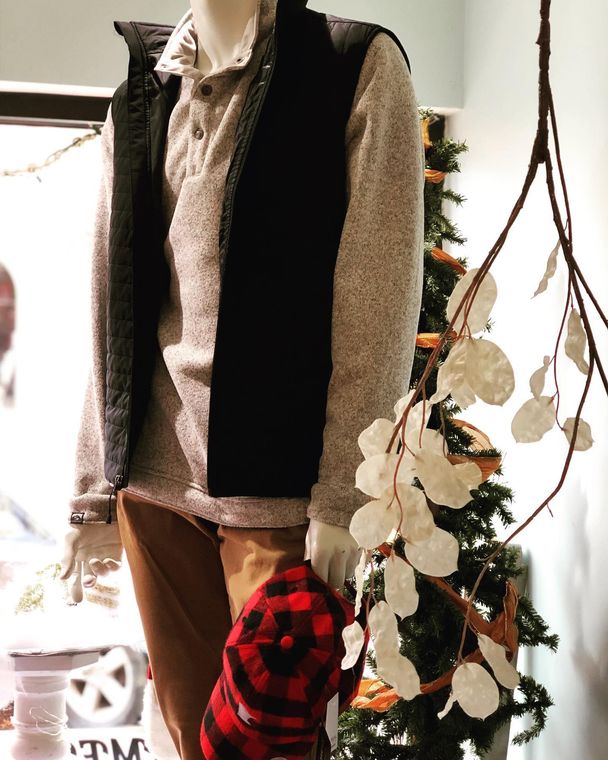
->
[304,518,361,590]
[60,523,123,603]
[306,32,424,531]
[68,103,118,526]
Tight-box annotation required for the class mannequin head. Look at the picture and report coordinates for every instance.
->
[189,0,251,35]
[188,0,259,76]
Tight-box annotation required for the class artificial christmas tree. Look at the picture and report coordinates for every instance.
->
[336,110,558,760]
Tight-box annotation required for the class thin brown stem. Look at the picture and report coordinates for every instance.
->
[548,91,608,329]
[552,270,572,421]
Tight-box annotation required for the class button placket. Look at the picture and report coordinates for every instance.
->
[188,78,215,176]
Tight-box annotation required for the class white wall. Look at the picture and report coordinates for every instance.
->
[446,1,608,758]
[0,0,463,109]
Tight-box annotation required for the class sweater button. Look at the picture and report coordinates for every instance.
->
[193,128,204,140]
[200,83,213,96]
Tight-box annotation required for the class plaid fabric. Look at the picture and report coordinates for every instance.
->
[200,561,369,759]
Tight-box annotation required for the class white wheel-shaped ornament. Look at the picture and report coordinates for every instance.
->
[66,645,146,727]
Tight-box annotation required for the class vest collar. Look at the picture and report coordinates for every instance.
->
[113,0,308,80]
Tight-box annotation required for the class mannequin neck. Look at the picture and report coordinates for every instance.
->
[189,0,259,76]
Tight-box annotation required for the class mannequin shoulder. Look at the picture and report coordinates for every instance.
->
[363,31,412,83]
[353,31,416,111]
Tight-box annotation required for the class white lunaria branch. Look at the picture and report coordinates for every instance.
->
[385,551,419,620]
[430,337,515,408]
[446,268,497,335]
[404,527,459,577]
[394,389,432,432]
[529,355,552,399]
[355,452,415,499]
[349,489,401,549]
[393,388,417,420]
[464,338,515,405]
[430,338,474,408]
[341,619,366,669]
[565,307,590,375]
[562,417,593,451]
[358,393,439,465]
[532,239,560,297]
[369,601,420,700]
[511,395,555,443]
[376,650,421,701]
[400,409,437,452]
[349,481,436,550]
[477,633,520,689]
[396,483,435,544]
[437,691,457,720]
[438,663,499,720]
[368,600,400,652]
[347,241,594,719]
[358,417,399,459]
[354,549,367,616]
[415,448,482,509]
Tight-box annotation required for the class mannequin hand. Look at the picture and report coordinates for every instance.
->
[59,524,123,604]
[304,518,361,590]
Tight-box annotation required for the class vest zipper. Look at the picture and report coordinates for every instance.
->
[219,27,278,281]
[208,28,278,495]
[115,23,152,498]
[107,474,124,524]
[133,22,153,174]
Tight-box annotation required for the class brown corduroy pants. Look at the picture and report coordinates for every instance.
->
[116,488,321,760]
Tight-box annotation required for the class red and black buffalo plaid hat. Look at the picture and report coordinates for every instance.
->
[200,560,369,760]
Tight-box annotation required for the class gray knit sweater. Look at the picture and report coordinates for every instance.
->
[68,0,425,529]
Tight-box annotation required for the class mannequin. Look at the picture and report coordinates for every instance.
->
[183,0,361,593]
[60,0,424,756]
[61,0,360,599]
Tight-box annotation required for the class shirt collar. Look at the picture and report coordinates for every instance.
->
[155,0,272,82]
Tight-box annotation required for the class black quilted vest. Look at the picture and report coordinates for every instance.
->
[101,0,410,523]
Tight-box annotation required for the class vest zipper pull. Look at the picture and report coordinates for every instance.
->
[107,474,124,524]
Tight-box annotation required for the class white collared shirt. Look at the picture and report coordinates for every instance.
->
[155,2,261,83]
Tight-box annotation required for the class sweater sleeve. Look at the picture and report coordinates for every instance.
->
[306,32,425,529]
[67,104,117,525]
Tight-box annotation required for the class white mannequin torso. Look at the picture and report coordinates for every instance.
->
[189,0,259,76]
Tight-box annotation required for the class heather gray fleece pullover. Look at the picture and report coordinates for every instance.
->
[68,0,425,529]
